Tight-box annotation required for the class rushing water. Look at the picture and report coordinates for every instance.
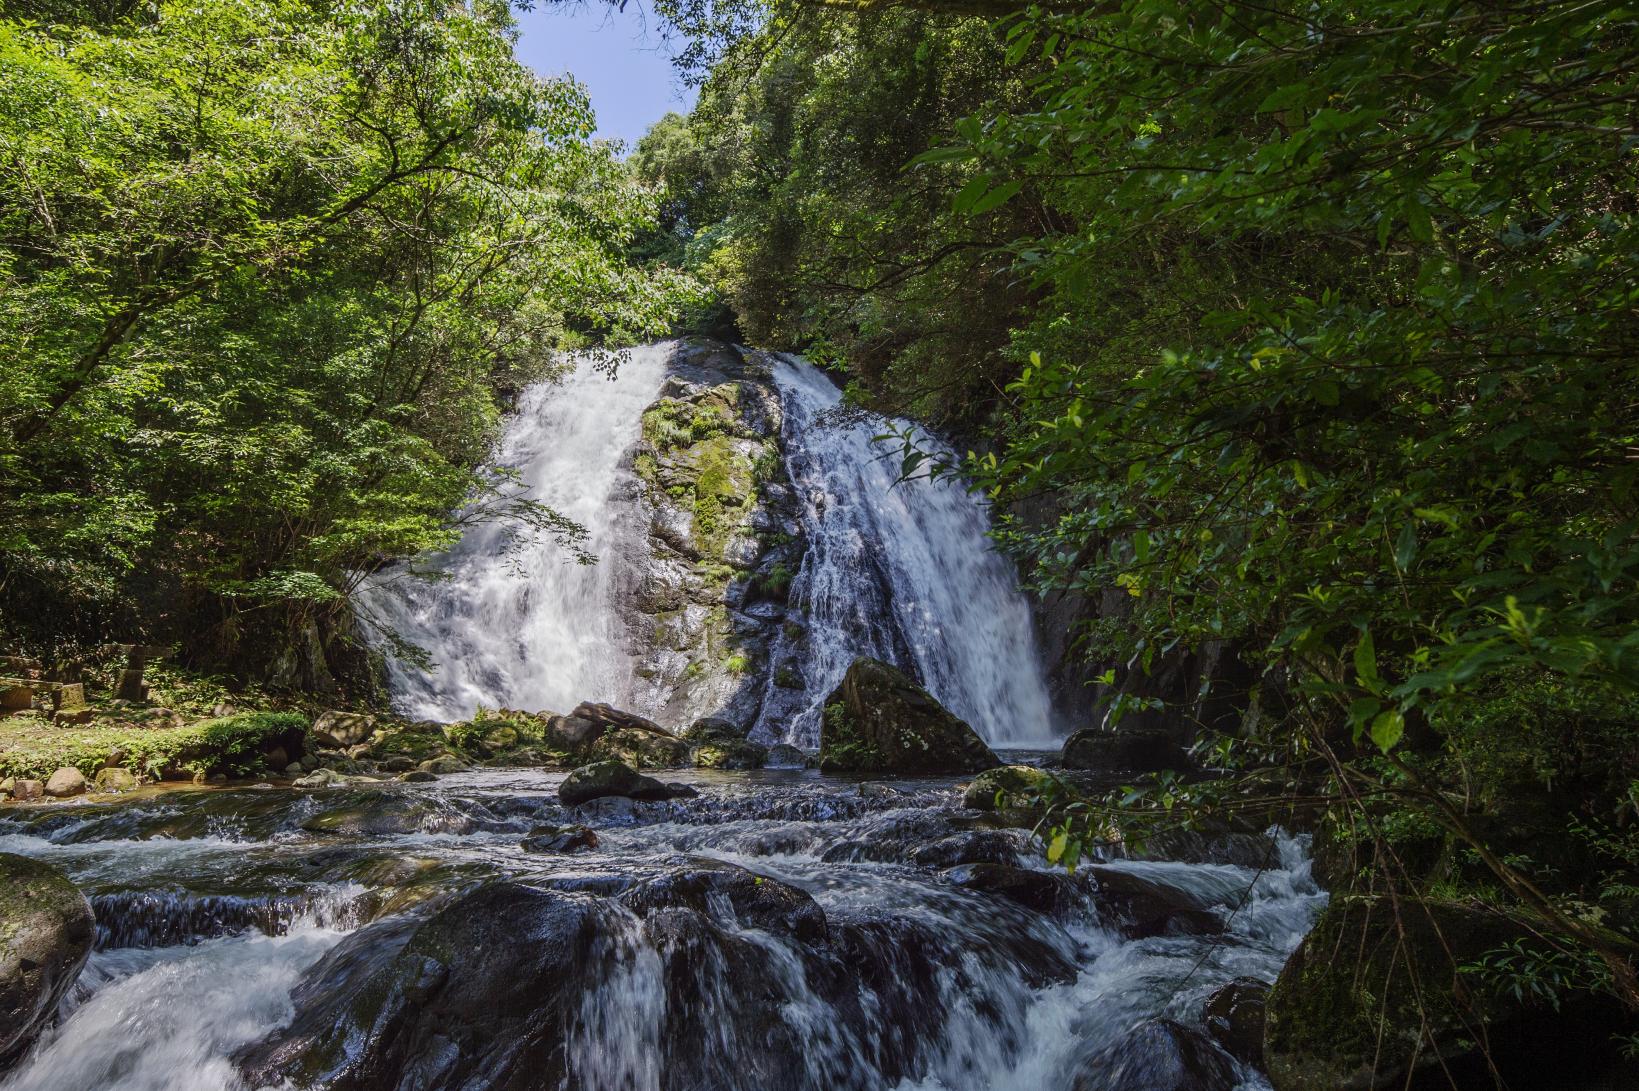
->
[0,771,1324,1091]
[755,356,1056,747]
[357,345,672,722]
[359,342,1056,747]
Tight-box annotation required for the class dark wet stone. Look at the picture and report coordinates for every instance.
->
[942,862,1082,915]
[520,825,599,854]
[560,760,675,806]
[620,861,827,944]
[1069,1018,1237,1091]
[1203,976,1267,1066]
[236,884,593,1090]
[1085,865,1224,937]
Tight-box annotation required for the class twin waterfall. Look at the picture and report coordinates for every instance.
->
[360,341,1057,747]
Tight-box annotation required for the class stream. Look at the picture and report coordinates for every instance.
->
[0,766,1323,1090]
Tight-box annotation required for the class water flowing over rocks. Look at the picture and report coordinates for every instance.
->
[358,341,1060,752]
[0,769,1328,1090]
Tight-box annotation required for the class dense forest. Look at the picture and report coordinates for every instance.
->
[2,0,1637,1088]
[629,0,1639,1050]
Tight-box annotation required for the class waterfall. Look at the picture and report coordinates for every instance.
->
[758,356,1057,747]
[357,344,671,722]
[361,342,1057,748]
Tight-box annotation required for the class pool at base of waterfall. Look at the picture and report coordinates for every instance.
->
[0,767,1323,1091]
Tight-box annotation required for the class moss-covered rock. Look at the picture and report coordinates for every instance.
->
[1264,896,1632,1090]
[691,740,767,770]
[817,658,998,775]
[961,765,1059,811]
[1,853,94,1059]
[591,727,690,769]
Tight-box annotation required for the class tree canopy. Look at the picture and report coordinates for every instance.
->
[0,0,696,672]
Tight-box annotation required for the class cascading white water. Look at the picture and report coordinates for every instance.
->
[362,341,1057,747]
[357,344,671,722]
[760,356,1057,747]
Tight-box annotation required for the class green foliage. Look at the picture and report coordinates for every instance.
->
[0,710,304,780]
[0,0,696,658]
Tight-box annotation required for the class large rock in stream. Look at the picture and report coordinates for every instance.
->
[236,859,1083,1091]
[1263,896,1634,1090]
[0,853,94,1062]
[817,657,998,774]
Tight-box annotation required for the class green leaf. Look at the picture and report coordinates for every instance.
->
[1046,831,1068,863]
[1369,709,1405,753]
[1354,629,1379,685]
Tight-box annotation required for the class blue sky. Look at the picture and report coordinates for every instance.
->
[514,3,697,150]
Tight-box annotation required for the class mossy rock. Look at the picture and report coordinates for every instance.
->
[1,853,94,1059]
[1264,896,1633,1090]
[691,740,767,770]
[591,728,690,770]
[961,765,1059,811]
[817,658,998,775]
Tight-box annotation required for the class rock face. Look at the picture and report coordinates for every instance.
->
[1263,896,1631,1091]
[614,340,807,733]
[817,658,998,774]
[0,853,95,1061]
[559,760,678,806]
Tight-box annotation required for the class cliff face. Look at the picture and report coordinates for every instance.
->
[613,339,806,731]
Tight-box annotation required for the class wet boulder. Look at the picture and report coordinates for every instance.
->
[765,743,810,767]
[236,884,594,1089]
[1202,977,1267,1066]
[1,853,95,1061]
[1085,865,1224,938]
[817,658,998,775]
[942,862,1082,915]
[560,760,678,806]
[911,829,1033,869]
[961,764,1059,811]
[520,825,599,854]
[1263,896,1634,1091]
[300,792,475,837]
[1061,726,1187,772]
[310,710,375,749]
[1070,1019,1237,1091]
[416,755,467,775]
[592,727,690,769]
[620,860,827,943]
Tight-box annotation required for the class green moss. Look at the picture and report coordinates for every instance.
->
[774,665,804,689]
[724,652,753,674]
[817,701,884,772]
[0,711,306,781]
